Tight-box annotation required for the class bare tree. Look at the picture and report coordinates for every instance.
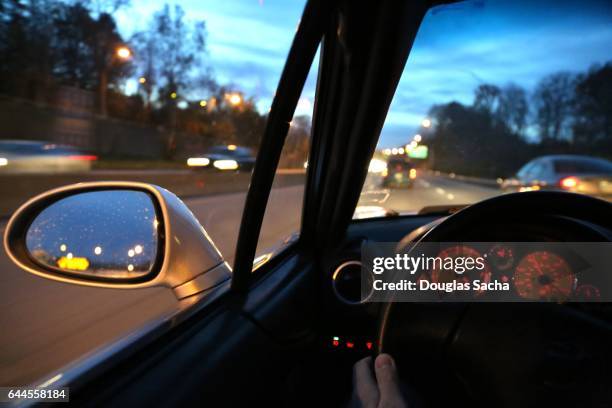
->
[473,84,501,113]
[573,63,612,145]
[533,72,575,141]
[131,4,208,108]
[497,83,528,136]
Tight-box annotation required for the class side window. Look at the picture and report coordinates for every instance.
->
[0,0,307,386]
[516,162,534,179]
[539,160,553,179]
[529,162,544,180]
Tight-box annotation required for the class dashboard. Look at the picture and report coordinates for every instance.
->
[318,193,612,407]
[324,210,612,338]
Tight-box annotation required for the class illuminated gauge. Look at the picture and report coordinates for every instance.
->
[487,244,515,271]
[431,246,491,291]
[513,251,575,301]
[574,284,601,301]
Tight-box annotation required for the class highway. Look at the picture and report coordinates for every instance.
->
[0,174,499,386]
[385,174,498,212]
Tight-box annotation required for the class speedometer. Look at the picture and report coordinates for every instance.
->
[431,245,491,294]
[513,251,575,301]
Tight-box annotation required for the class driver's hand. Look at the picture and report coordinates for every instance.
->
[350,354,408,408]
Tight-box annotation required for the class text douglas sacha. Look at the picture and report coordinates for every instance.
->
[373,279,510,293]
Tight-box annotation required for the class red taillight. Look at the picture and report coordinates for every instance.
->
[560,176,579,189]
[68,155,98,161]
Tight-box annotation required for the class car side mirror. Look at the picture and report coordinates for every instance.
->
[3,182,230,299]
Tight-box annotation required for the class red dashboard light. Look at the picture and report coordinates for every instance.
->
[332,336,340,347]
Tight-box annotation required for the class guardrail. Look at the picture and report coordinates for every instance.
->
[428,170,503,188]
[0,169,306,219]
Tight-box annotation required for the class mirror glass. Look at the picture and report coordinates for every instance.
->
[25,190,160,279]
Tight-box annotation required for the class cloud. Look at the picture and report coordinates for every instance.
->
[116,0,611,149]
[378,4,612,147]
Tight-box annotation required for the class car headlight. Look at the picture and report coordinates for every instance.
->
[368,158,387,174]
[187,157,210,167]
[213,159,239,170]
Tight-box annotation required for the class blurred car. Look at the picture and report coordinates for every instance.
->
[186,145,256,171]
[0,140,97,173]
[381,156,417,188]
[361,157,387,191]
[502,155,612,199]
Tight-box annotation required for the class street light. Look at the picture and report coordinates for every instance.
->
[116,46,132,60]
[225,92,243,107]
[414,134,422,143]
[199,100,207,107]
[99,46,132,117]
[421,118,431,128]
[138,77,146,84]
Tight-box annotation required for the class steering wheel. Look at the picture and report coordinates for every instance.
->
[377,192,612,407]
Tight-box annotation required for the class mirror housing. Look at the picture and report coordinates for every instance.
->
[3,182,230,299]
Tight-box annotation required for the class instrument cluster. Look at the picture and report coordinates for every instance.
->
[428,244,602,301]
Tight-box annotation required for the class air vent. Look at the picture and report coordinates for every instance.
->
[332,260,373,304]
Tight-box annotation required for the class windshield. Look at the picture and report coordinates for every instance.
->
[356,0,612,217]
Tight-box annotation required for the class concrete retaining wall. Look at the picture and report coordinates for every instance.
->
[0,170,306,218]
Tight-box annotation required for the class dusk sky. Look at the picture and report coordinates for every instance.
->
[116,0,612,148]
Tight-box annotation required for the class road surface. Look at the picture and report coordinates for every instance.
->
[385,174,498,211]
[0,174,498,386]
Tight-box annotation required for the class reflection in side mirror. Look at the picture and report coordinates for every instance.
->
[26,190,160,280]
[4,182,230,299]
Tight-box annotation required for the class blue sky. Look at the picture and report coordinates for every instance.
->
[116,0,612,148]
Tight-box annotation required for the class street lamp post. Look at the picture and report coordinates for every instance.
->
[98,46,131,117]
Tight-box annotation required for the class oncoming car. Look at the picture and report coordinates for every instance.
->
[186,145,256,171]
